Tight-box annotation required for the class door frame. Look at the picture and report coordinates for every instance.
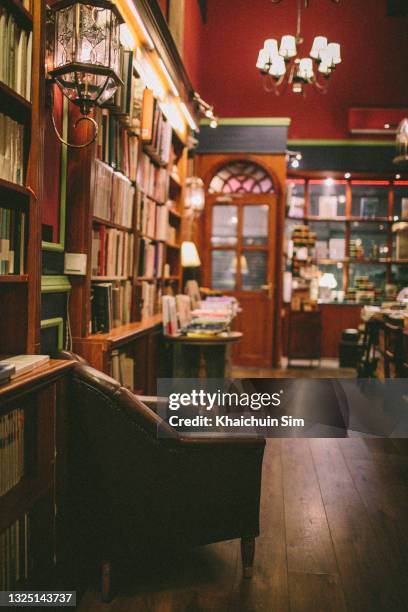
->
[195,153,287,367]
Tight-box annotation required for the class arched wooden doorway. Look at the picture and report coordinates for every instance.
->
[197,155,284,368]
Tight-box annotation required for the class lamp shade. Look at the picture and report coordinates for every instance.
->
[310,36,328,59]
[48,0,123,114]
[263,38,279,61]
[298,57,314,80]
[279,35,297,58]
[319,272,337,289]
[185,176,205,212]
[327,42,341,64]
[256,48,269,70]
[269,56,286,78]
[181,242,201,268]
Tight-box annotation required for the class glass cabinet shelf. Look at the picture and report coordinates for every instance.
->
[285,175,408,303]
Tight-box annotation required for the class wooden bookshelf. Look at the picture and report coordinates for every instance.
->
[63,12,194,393]
[2,0,33,29]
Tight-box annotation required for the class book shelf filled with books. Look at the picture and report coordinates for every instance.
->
[67,41,190,393]
[285,173,408,306]
[0,0,42,356]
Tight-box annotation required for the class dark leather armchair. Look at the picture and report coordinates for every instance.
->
[63,356,265,599]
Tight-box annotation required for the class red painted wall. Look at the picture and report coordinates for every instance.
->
[184,0,408,139]
[183,0,205,90]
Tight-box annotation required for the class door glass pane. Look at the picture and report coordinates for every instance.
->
[243,205,269,245]
[211,205,238,246]
[242,251,267,290]
[211,250,236,289]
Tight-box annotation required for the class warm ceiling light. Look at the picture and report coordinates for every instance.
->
[158,57,180,97]
[344,172,351,179]
[180,102,199,132]
[257,0,341,95]
[325,178,334,186]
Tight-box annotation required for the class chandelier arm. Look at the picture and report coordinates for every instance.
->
[51,106,99,149]
[311,75,329,94]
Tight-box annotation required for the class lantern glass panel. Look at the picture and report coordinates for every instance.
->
[52,2,122,109]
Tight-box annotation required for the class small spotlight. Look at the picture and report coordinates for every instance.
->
[384,123,390,129]
[344,172,351,179]
[394,216,399,221]
[291,159,300,169]
[210,118,218,129]
[395,174,401,180]
[325,178,334,186]
[205,109,213,118]
[296,153,302,161]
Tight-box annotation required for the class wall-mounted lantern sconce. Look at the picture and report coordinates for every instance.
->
[47,0,123,148]
[185,176,205,214]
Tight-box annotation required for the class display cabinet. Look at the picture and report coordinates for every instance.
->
[285,174,408,305]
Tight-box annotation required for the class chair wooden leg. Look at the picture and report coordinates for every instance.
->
[101,560,113,603]
[241,537,255,579]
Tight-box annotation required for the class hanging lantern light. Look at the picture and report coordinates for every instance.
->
[394,119,408,165]
[47,0,124,148]
[185,177,205,213]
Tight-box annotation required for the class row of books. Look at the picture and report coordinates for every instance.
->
[91,226,134,278]
[109,49,144,132]
[91,280,133,334]
[93,160,135,228]
[141,88,173,165]
[0,114,25,185]
[95,109,139,181]
[137,152,169,203]
[0,7,32,101]
[111,350,135,391]
[140,280,161,318]
[139,197,169,241]
[0,514,29,590]
[0,407,24,497]
[0,207,25,274]
[138,238,164,278]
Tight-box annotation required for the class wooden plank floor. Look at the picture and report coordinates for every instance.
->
[77,437,408,612]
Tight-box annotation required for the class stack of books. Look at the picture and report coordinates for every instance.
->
[0,514,30,589]
[93,160,135,228]
[137,238,164,278]
[91,226,134,278]
[140,88,173,165]
[91,280,133,333]
[0,115,25,185]
[0,6,32,101]
[137,152,169,202]
[0,407,24,496]
[0,207,26,274]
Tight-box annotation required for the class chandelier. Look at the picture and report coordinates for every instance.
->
[257,0,341,95]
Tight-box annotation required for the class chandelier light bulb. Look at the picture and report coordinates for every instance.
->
[264,38,279,60]
[279,35,297,58]
[327,42,342,64]
[256,48,269,70]
[298,57,314,80]
[269,56,286,78]
[310,36,328,59]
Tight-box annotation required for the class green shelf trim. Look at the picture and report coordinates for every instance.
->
[200,117,291,127]
[42,96,68,253]
[41,275,71,294]
[40,317,64,351]
[287,139,393,147]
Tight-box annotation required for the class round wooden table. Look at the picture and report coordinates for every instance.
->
[164,331,243,378]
